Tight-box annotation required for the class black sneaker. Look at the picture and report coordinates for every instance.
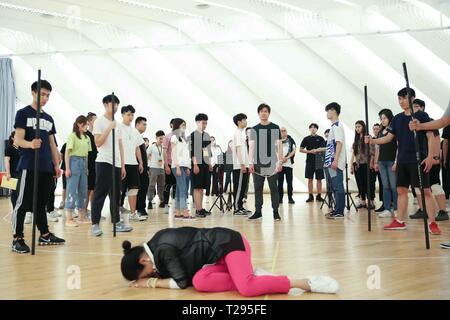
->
[233,209,248,216]
[273,211,281,221]
[38,233,66,246]
[327,212,344,219]
[12,238,30,254]
[409,209,426,219]
[195,210,207,218]
[316,195,324,202]
[148,203,153,210]
[138,211,148,217]
[306,195,314,203]
[248,212,262,220]
[436,210,449,221]
[159,203,165,209]
[201,209,212,216]
[288,198,295,204]
[375,205,385,213]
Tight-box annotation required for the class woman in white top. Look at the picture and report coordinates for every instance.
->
[170,119,194,220]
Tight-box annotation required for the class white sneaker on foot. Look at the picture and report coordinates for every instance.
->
[378,210,392,218]
[47,211,59,222]
[306,276,340,294]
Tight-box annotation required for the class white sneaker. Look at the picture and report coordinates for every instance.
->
[378,210,392,218]
[47,211,59,222]
[306,276,340,294]
[24,212,32,224]
[130,212,147,221]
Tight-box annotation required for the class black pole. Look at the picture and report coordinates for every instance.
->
[111,92,117,238]
[402,62,430,249]
[364,86,372,232]
[31,70,42,255]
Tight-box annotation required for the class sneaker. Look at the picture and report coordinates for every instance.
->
[248,212,262,220]
[409,209,426,219]
[429,222,441,235]
[201,209,211,216]
[378,210,392,218]
[288,198,295,204]
[24,212,32,224]
[375,205,385,213]
[384,219,406,230]
[115,221,133,232]
[130,212,147,222]
[148,203,153,210]
[436,210,449,221]
[12,238,30,254]
[326,212,344,219]
[316,195,324,202]
[46,211,59,222]
[306,276,340,294]
[306,195,314,203]
[273,211,281,221]
[159,203,165,209]
[38,233,65,246]
[183,215,197,221]
[242,209,253,214]
[440,241,450,249]
[91,224,103,237]
[233,209,248,216]
[195,211,207,218]
[58,201,65,210]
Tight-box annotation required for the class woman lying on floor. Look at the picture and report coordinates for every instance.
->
[121,226,339,297]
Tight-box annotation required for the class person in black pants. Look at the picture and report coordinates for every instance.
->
[248,104,283,221]
[84,112,98,215]
[11,79,65,253]
[4,131,20,208]
[232,114,252,215]
[278,127,296,204]
[135,116,149,217]
[300,123,326,202]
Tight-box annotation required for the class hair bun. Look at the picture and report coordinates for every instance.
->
[122,240,132,254]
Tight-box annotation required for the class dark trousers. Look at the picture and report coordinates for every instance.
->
[224,171,232,193]
[253,170,279,212]
[355,164,375,201]
[163,165,176,205]
[12,170,52,238]
[136,169,149,213]
[278,166,294,201]
[91,162,121,225]
[233,169,249,210]
[46,177,57,212]
[10,172,19,209]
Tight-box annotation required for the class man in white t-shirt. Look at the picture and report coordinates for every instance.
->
[91,95,132,236]
[322,102,346,219]
[148,130,166,209]
[232,113,252,216]
[119,105,146,222]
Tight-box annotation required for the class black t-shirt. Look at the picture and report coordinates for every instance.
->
[300,135,326,164]
[14,105,56,173]
[387,111,430,164]
[249,122,281,168]
[60,143,66,170]
[377,130,397,162]
[5,144,20,174]
[189,130,211,166]
[86,131,98,170]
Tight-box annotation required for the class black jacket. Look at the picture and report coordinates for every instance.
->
[147,227,245,289]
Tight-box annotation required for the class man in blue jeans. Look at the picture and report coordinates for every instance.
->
[320,103,347,219]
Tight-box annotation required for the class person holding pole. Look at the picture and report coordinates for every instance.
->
[365,88,441,235]
[11,79,65,254]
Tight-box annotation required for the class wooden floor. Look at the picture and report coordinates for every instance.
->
[0,194,449,300]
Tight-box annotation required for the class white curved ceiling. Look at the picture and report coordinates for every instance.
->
[1,0,449,191]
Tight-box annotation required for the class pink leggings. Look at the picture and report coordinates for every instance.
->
[192,237,291,297]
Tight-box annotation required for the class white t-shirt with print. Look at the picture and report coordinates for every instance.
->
[120,123,144,165]
[170,135,191,169]
[282,141,293,168]
[324,121,346,171]
[93,116,122,168]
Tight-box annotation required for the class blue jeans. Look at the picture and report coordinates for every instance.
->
[378,161,398,211]
[172,167,189,211]
[65,156,88,211]
[326,167,345,214]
